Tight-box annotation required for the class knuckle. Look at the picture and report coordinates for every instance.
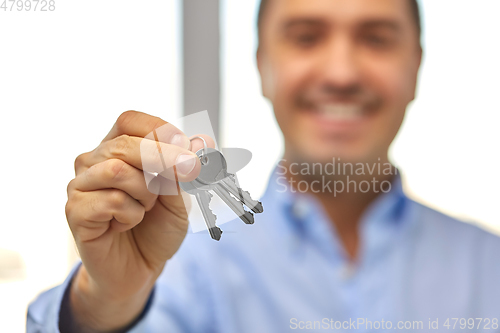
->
[104,159,127,181]
[116,111,137,131]
[109,135,131,159]
[74,153,88,173]
[66,180,83,203]
[108,189,128,209]
[65,191,82,224]
[66,179,76,196]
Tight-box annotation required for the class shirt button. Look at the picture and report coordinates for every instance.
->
[292,199,309,219]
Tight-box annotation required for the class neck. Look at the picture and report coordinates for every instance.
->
[279,155,396,262]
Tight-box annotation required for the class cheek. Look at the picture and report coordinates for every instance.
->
[269,58,315,133]
[369,59,416,110]
[268,56,313,106]
[366,60,416,148]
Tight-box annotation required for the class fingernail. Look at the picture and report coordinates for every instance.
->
[175,154,196,176]
[170,134,189,149]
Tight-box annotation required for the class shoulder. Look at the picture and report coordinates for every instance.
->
[409,198,500,258]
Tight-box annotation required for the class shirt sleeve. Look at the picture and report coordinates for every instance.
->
[26,236,216,333]
[27,261,82,333]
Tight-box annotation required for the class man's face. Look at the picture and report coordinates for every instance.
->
[257,0,422,165]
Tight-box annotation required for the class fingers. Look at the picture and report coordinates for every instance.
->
[73,112,218,200]
[76,135,201,183]
[101,111,189,150]
[70,159,158,211]
[66,189,146,241]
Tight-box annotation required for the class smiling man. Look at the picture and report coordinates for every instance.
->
[28,0,500,332]
[257,0,422,260]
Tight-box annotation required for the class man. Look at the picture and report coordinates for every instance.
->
[27,0,500,332]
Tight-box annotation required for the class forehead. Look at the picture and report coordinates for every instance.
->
[265,0,412,27]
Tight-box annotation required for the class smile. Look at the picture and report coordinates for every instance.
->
[316,103,365,121]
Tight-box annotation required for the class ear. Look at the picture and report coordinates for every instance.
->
[256,46,270,100]
[410,46,423,101]
[415,46,423,71]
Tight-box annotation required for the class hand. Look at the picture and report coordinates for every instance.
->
[64,111,214,331]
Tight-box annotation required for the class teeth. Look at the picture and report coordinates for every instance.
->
[318,104,363,121]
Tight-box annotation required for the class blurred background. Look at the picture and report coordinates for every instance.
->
[0,0,499,331]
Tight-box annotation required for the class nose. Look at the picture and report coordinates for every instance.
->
[317,34,361,92]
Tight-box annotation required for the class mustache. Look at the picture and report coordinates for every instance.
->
[297,85,382,108]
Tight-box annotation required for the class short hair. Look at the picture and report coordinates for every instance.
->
[257,0,422,45]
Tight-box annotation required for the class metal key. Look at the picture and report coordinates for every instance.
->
[189,177,254,225]
[212,184,254,224]
[180,146,263,240]
[179,179,223,240]
[219,174,264,214]
[195,148,264,214]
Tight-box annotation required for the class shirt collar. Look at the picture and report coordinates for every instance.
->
[261,164,410,237]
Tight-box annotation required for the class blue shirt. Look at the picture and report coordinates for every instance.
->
[27,171,500,332]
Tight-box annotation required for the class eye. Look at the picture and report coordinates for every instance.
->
[361,33,395,49]
[284,26,324,48]
[294,33,320,46]
[365,35,386,45]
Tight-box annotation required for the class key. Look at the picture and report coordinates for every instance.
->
[195,148,264,214]
[179,145,263,240]
[179,180,223,240]
[219,174,264,214]
[212,183,254,224]
[189,178,255,225]
[194,190,223,240]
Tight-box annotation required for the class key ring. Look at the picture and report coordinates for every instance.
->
[190,136,209,165]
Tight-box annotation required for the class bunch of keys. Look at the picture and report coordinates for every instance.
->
[179,137,263,240]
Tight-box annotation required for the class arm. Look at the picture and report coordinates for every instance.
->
[59,265,156,333]
[27,236,216,333]
[28,111,216,332]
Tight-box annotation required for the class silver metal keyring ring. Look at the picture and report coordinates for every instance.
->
[190,136,209,165]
